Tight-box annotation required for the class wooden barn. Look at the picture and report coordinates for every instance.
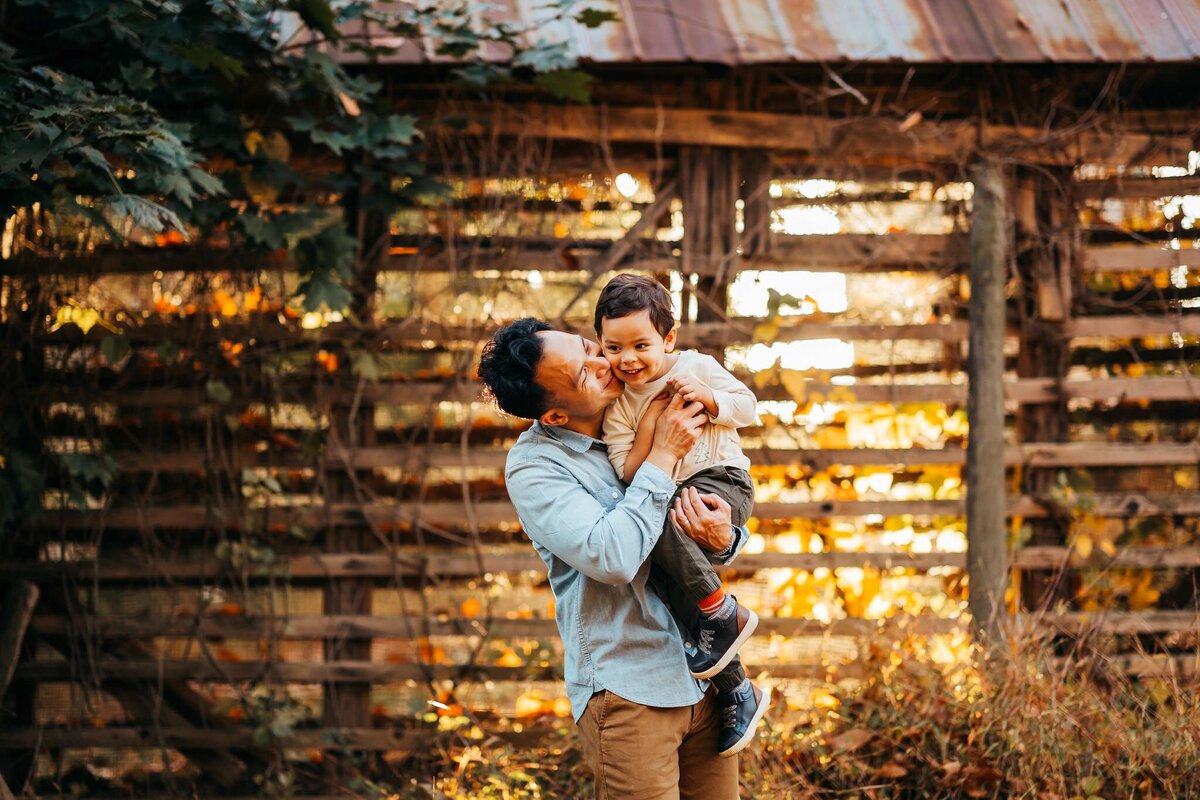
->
[2,0,1200,794]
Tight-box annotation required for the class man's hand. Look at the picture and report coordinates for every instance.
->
[669,487,734,553]
[644,393,706,474]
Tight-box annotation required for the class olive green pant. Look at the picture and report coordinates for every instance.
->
[649,465,754,693]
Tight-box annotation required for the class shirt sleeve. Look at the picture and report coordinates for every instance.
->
[698,354,758,429]
[602,400,637,481]
[706,525,749,566]
[506,455,676,586]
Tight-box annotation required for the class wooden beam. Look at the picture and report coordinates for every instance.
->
[24,614,954,648]
[3,231,973,277]
[1075,175,1200,200]
[107,441,1200,474]
[430,101,1192,166]
[31,607,1200,645]
[1083,246,1200,273]
[0,725,420,751]
[1066,315,1200,338]
[23,490,1200,538]
[31,311,1194,355]
[9,538,1200,587]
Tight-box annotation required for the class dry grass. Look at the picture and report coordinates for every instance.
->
[397,630,1200,799]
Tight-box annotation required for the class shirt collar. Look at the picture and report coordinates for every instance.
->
[536,421,603,453]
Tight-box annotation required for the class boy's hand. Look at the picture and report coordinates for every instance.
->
[667,375,715,415]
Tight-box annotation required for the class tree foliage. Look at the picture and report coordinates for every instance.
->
[1,0,612,310]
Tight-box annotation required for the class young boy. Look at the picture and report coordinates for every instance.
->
[595,273,771,757]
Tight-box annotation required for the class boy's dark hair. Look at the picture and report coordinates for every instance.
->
[477,317,554,420]
[594,274,675,339]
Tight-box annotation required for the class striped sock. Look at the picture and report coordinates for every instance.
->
[698,587,726,616]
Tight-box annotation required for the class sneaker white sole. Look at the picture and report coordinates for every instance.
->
[690,608,759,680]
[718,685,772,759]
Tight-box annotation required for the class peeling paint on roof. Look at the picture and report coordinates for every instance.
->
[339,0,1200,64]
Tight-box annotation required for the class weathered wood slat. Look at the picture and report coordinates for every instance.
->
[1065,315,1200,338]
[29,313,1197,357]
[45,375,1200,409]
[107,441,1200,474]
[25,491,1200,536]
[1075,176,1200,199]
[429,101,1192,166]
[9,239,1195,278]
[0,725,421,751]
[1084,247,1200,272]
[28,608,1200,645]
[7,543,1200,585]
[26,611,954,641]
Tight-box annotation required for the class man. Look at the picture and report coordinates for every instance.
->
[477,317,767,799]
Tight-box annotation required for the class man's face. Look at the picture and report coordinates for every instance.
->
[535,330,623,420]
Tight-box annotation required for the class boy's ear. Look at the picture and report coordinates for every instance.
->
[664,323,680,352]
[540,407,569,427]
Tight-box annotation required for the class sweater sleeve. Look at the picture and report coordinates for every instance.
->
[602,399,638,481]
[698,353,758,429]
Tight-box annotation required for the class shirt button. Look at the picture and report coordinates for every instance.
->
[611,491,620,499]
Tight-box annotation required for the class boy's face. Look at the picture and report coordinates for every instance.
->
[599,309,678,388]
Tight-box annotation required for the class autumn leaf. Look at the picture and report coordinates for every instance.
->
[826,728,873,752]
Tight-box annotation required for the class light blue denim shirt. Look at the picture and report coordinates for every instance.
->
[505,421,746,721]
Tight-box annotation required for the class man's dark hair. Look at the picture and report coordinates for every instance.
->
[477,317,554,420]
[594,274,675,339]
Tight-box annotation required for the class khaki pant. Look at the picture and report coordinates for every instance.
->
[576,689,739,799]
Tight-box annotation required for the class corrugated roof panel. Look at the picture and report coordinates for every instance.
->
[813,0,890,61]
[330,0,1200,64]
[669,0,741,64]
[873,0,950,62]
[626,0,688,62]
[917,0,995,61]
[1065,0,1149,61]
[1117,0,1196,60]
[1158,0,1200,57]
[582,0,638,62]
[961,0,1046,61]
[769,0,844,61]
[713,0,795,64]
[1009,0,1095,61]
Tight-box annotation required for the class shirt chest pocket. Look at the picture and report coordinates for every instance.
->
[588,484,624,511]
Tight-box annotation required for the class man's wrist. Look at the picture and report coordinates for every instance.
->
[643,447,677,476]
[715,525,740,557]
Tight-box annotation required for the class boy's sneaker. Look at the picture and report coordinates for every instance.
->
[686,595,757,680]
[716,680,771,758]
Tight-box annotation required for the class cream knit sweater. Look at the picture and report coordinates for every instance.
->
[603,350,756,483]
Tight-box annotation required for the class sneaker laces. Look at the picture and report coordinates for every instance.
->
[697,628,715,655]
[721,704,738,729]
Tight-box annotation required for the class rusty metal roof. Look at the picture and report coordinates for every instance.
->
[352,0,1200,64]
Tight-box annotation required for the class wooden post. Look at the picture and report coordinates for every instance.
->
[966,159,1010,642]
[321,171,386,777]
[1014,169,1072,613]
[0,582,37,800]
[0,583,37,699]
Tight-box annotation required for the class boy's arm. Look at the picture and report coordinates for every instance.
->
[603,401,636,480]
[621,397,669,483]
[697,354,758,428]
